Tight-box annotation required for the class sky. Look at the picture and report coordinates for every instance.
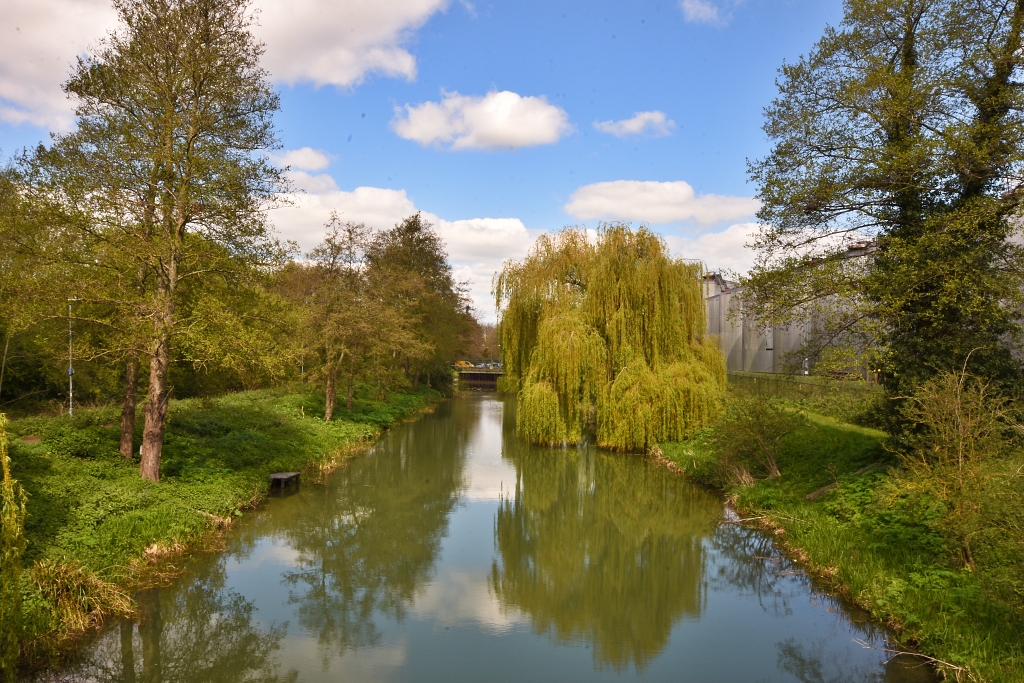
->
[0,0,844,320]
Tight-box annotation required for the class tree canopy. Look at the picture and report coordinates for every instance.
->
[746,0,1024,418]
[25,0,288,480]
[495,224,726,452]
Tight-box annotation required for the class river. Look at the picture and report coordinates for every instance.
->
[44,394,935,682]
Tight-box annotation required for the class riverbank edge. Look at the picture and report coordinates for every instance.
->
[654,412,1022,683]
[6,385,444,673]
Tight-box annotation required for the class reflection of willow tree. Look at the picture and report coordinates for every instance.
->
[490,432,720,671]
[277,400,470,661]
[62,554,296,683]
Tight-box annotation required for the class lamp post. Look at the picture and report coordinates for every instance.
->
[67,299,77,416]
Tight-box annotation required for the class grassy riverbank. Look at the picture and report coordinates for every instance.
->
[660,403,1024,683]
[4,385,440,667]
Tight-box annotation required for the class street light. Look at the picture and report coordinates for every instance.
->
[68,298,78,416]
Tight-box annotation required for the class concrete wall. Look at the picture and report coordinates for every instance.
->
[704,274,809,374]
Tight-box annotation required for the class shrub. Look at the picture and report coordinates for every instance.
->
[892,367,1016,569]
[711,393,808,481]
[1,413,27,680]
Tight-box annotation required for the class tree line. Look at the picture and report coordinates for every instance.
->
[0,0,476,483]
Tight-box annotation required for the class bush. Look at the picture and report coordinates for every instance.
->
[891,368,1016,569]
[1,413,27,680]
[711,393,809,482]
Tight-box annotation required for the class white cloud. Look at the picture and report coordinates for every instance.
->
[564,180,759,226]
[269,147,331,171]
[665,222,760,274]
[0,0,116,129]
[681,0,722,24]
[392,90,572,150]
[273,171,535,319]
[0,0,450,130]
[593,111,675,137]
[254,0,449,89]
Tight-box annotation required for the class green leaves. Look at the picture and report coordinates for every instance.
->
[1,414,27,679]
[497,224,727,451]
[747,0,1024,408]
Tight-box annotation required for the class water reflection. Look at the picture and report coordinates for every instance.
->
[53,555,295,683]
[491,430,721,671]
[40,396,936,683]
[261,399,470,662]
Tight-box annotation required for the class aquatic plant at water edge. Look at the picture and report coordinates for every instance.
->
[495,224,726,451]
[1,413,26,679]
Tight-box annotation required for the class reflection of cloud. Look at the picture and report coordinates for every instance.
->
[226,537,300,571]
[272,172,535,320]
[461,402,516,501]
[413,571,525,632]
[280,634,408,682]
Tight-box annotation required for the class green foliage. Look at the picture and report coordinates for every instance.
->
[876,367,1024,613]
[710,393,810,481]
[662,397,1024,682]
[517,380,572,444]
[496,224,726,451]
[25,0,291,481]
[746,0,1024,420]
[282,213,469,421]
[365,213,473,387]
[0,414,27,680]
[4,385,436,667]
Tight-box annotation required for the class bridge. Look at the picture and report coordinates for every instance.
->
[456,366,503,390]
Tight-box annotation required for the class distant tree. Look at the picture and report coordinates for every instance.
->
[293,213,431,419]
[747,0,1024,426]
[365,214,473,390]
[29,0,287,480]
[465,322,498,360]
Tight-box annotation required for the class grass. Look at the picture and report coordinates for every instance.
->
[3,383,440,668]
[661,405,1024,683]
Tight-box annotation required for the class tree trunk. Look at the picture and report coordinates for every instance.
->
[120,355,138,459]
[140,292,173,482]
[120,620,136,683]
[346,366,355,411]
[0,330,9,401]
[413,368,419,390]
[325,368,336,421]
[138,588,162,683]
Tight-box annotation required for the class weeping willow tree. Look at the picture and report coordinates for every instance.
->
[0,414,26,680]
[495,224,726,451]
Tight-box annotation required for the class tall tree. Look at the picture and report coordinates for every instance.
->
[495,224,726,452]
[31,0,286,480]
[747,0,1024,421]
[365,214,472,390]
[304,214,372,420]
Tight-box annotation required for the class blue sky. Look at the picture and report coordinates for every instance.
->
[1,0,843,318]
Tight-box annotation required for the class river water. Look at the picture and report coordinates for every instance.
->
[47,395,934,683]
